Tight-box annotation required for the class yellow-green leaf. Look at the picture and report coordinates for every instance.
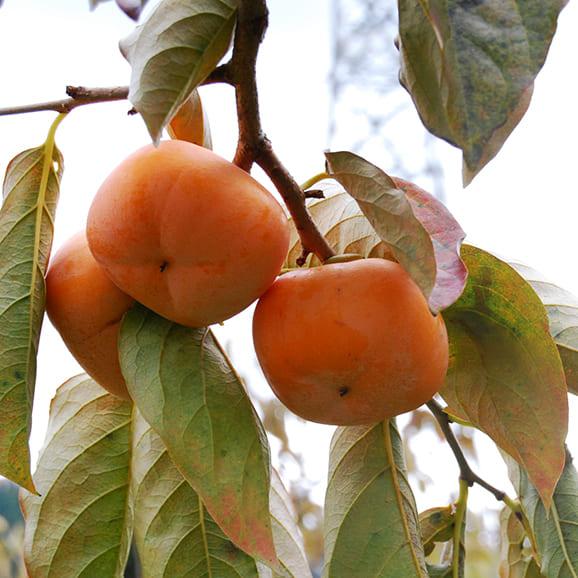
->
[119,304,277,568]
[420,506,454,556]
[509,262,578,396]
[442,246,568,507]
[0,138,63,491]
[132,413,311,578]
[21,375,133,578]
[323,420,427,578]
[121,0,236,143]
[505,451,578,578]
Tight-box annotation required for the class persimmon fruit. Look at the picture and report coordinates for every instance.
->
[46,232,134,400]
[253,258,449,425]
[87,140,290,328]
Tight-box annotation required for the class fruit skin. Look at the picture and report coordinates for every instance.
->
[46,232,134,400]
[87,140,290,328]
[253,258,449,426]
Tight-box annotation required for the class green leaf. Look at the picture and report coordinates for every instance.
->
[132,413,311,578]
[21,375,133,578]
[505,451,578,578]
[0,140,63,491]
[499,506,544,578]
[398,0,568,184]
[441,245,568,507]
[119,305,277,567]
[509,262,578,396]
[323,420,427,578]
[419,506,454,556]
[120,0,236,142]
[132,411,264,578]
[324,153,466,313]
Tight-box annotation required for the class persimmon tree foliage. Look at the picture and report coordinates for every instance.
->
[0,0,576,577]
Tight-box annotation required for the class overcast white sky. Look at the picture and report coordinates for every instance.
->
[0,0,576,524]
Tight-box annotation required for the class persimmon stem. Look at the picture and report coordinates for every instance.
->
[230,0,335,264]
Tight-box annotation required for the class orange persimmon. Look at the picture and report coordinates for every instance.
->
[253,258,449,425]
[46,232,134,400]
[87,140,290,328]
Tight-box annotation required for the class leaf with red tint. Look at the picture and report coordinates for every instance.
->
[324,151,466,313]
[442,245,568,507]
[394,177,467,313]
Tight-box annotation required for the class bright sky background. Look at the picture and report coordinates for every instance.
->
[0,0,576,540]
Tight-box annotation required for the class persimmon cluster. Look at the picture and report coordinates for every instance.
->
[46,140,448,425]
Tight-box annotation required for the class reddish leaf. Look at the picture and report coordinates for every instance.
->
[324,151,466,313]
[442,245,567,507]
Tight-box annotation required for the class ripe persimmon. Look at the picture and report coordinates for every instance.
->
[87,140,290,328]
[253,258,449,425]
[46,232,134,400]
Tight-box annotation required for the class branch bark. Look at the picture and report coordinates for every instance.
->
[0,65,233,118]
[231,0,335,263]
[427,399,508,502]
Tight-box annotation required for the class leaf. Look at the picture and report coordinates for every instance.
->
[441,245,568,507]
[115,0,148,20]
[505,451,578,578]
[324,152,466,313]
[21,375,133,578]
[499,507,544,578]
[269,469,313,578]
[509,262,578,396]
[132,411,263,577]
[120,0,236,142]
[0,142,63,491]
[90,0,148,19]
[168,89,213,149]
[398,0,568,184]
[419,506,454,555]
[119,304,277,567]
[323,420,427,578]
[132,412,311,578]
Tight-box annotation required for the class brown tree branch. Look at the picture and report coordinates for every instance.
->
[0,64,233,118]
[427,399,508,502]
[231,0,335,263]
[0,86,129,116]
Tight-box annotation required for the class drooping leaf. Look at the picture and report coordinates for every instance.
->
[132,411,263,578]
[119,305,277,567]
[0,141,63,491]
[499,506,544,578]
[441,245,568,507]
[323,420,428,578]
[509,262,578,396]
[120,0,236,142]
[168,89,213,149]
[21,375,133,578]
[419,506,454,555]
[505,451,578,578]
[324,152,466,313]
[132,412,311,578]
[397,0,568,184]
